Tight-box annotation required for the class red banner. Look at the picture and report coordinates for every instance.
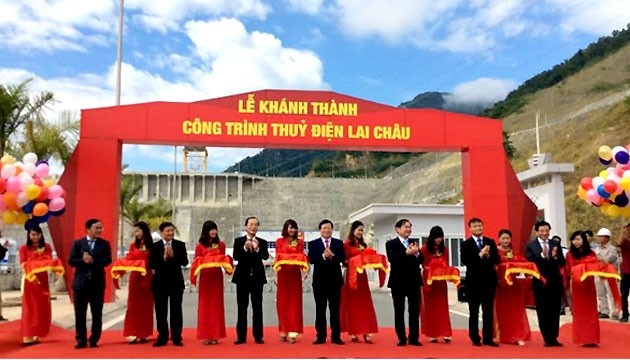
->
[424,258,461,287]
[190,254,234,286]
[110,259,147,279]
[23,258,65,283]
[272,253,309,272]
[347,248,388,290]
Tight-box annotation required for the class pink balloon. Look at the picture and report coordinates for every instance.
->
[0,201,6,211]
[6,176,22,193]
[48,197,66,212]
[35,163,50,179]
[47,185,63,199]
[586,189,600,204]
[16,192,29,207]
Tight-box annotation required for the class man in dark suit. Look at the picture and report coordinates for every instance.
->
[232,216,269,344]
[460,217,500,347]
[0,236,10,321]
[308,219,346,345]
[68,218,112,349]
[525,220,566,347]
[150,221,189,347]
[386,219,423,346]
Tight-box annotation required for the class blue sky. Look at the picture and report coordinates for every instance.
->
[1,0,629,174]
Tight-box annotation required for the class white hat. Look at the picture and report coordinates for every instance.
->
[597,228,612,237]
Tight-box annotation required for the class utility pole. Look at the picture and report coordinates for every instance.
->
[535,110,541,155]
[115,0,124,105]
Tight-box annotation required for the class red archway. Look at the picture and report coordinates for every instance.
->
[48,89,537,302]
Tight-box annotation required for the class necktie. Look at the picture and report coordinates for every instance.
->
[324,239,330,248]
[88,240,95,252]
[402,240,409,248]
[477,238,483,249]
[542,241,548,258]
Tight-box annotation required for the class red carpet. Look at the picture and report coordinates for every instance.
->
[1,321,628,358]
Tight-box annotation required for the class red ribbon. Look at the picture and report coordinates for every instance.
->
[571,260,621,312]
[190,254,234,286]
[346,248,388,290]
[424,258,461,287]
[23,258,65,283]
[497,261,542,286]
[272,252,309,272]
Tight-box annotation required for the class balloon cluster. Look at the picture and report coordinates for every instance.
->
[577,145,630,218]
[0,153,66,230]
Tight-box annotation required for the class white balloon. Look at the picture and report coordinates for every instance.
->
[19,173,34,187]
[22,152,38,164]
[624,170,630,178]
[0,164,16,179]
[23,162,37,177]
[592,176,605,188]
[612,146,626,155]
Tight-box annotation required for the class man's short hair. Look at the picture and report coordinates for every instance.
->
[244,216,259,226]
[85,218,100,230]
[159,222,175,231]
[319,219,333,229]
[394,219,410,229]
[467,217,483,227]
[534,220,551,231]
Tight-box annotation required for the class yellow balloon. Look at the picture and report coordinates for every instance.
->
[607,205,621,218]
[0,155,16,165]
[2,210,17,225]
[621,177,630,191]
[621,207,630,218]
[599,145,613,161]
[25,184,41,200]
[43,179,55,188]
[15,212,29,225]
[577,186,586,200]
[599,170,609,179]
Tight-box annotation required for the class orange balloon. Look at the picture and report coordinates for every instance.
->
[16,212,29,225]
[32,202,48,217]
[14,166,22,176]
[3,192,18,210]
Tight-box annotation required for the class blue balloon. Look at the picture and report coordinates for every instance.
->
[615,151,630,165]
[35,160,49,166]
[614,192,629,207]
[33,213,51,224]
[50,208,65,217]
[22,201,35,214]
[597,184,610,198]
[599,157,613,166]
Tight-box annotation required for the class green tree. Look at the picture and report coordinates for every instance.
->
[0,79,55,156]
[503,130,516,159]
[13,110,79,162]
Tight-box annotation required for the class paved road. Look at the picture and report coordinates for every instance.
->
[105,290,470,332]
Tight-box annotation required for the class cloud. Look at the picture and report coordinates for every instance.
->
[0,0,272,52]
[283,0,324,15]
[444,77,517,107]
[0,0,115,52]
[0,18,326,172]
[329,0,628,53]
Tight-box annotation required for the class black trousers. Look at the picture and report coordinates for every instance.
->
[313,285,342,341]
[621,273,630,318]
[73,281,105,345]
[236,283,264,341]
[533,282,563,344]
[391,286,420,343]
[153,286,184,343]
[467,286,495,344]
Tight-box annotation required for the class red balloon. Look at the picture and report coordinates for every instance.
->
[36,187,49,202]
[0,178,6,193]
[34,178,44,187]
[579,177,593,190]
[603,179,618,194]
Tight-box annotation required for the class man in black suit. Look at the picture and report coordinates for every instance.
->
[386,219,423,346]
[232,216,269,344]
[0,236,9,321]
[308,219,346,345]
[525,220,566,347]
[460,217,500,347]
[150,221,189,347]
[68,218,112,349]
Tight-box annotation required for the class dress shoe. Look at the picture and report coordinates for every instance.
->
[583,343,598,348]
[429,338,438,343]
[288,337,296,344]
[89,342,98,348]
[598,313,610,319]
[620,316,629,323]
[408,340,422,346]
[313,338,326,345]
[173,341,183,347]
[472,341,482,347]
[22,341,39,347]
[397,340,407,346]
[75,342,88,349]
[255,338,264,344]
[152,341,167,347]
[553,342,563,347]
[234,339,246,345]
[332,338,345,345]
[483,341,499,347]
[443,337,452,343]
[363,335,373,344]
